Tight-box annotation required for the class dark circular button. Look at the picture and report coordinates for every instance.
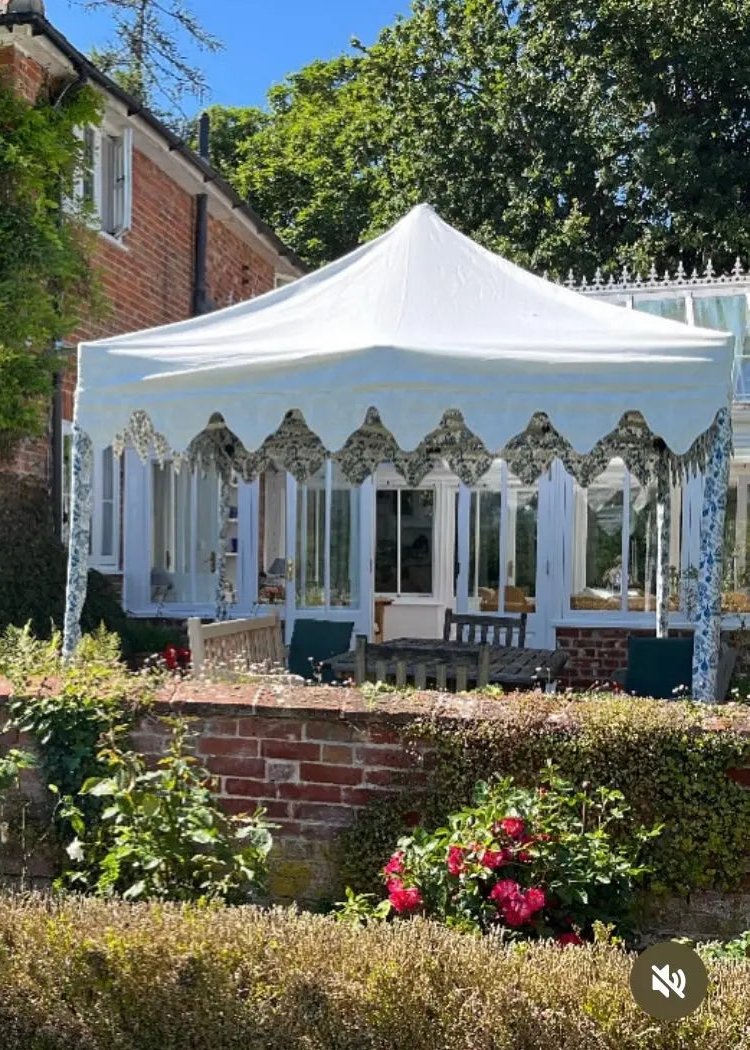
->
[630,941,708,1021]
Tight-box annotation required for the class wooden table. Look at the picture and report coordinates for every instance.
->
[328,637,567,690]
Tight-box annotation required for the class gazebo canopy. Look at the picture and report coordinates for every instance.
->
[65,205,735,700]
[76,203,733,466]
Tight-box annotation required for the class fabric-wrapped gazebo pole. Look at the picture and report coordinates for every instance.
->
[692,407,732,701]
[655,457,671,638]
[62,425,94,659]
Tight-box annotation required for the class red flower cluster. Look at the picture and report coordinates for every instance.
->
[383,851,423,914]
[555,931,584,947]
[163,645,190,672]
[488,879,547,927]
[496,817,527,841]
[447,845,467,876]
[384,851,405,878]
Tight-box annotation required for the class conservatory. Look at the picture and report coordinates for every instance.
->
[63,205,734,699]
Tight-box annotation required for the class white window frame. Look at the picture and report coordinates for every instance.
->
[70,122,133,241]
[89,445,121,573]
[374,481,437,598]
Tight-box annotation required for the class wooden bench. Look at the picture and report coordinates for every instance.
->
[443,610,527,648]
[352,635,490,691]
[187,614,285,675]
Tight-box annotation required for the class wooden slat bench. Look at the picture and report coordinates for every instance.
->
[443,610,527,648]
[352,634,490,691]
[187,614,285,675]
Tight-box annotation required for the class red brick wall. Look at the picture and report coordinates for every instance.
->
[555,626,694,687]
[130,695,431,901]
[0,40,280,480]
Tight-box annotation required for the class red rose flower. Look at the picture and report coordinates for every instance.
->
[498,817,527,841]
[525,887,547,913]
[447,845,467,876]
[479,847,511,870]
[556,931,584,947]
[389,884,423,914]
[516,850,532,863]
[384,851,405,878]
[488,878,521,905]
[502,897,533,927]
[163,645,178,670]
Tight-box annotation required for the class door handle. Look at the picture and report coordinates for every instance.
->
[286,558,294,581]
[210,551,216,573]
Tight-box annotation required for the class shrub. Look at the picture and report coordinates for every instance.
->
[1,625,154,802]
[59,718,273,903]
[338,770,657,941]
[0,896,747,1048]
[339,695,750,900]
[0,473,126,639]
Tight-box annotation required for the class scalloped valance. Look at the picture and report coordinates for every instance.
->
[110,405,722,489]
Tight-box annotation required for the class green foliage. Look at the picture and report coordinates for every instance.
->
[59,717,273,903]
[208,0,750,275]
[339,771,658,941]
[700,930,750,962]
[0,473,125,639]
[0,897,747,1048]
[0,750,35,794]
[1,625,154,803]
[339,695,750,901]
[76,0,223,118]
[0,81,101,444]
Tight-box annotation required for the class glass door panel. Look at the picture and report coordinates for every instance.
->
[331,462,360,607]
[194,468,219,605]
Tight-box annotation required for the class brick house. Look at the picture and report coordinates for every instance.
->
[0,3,303,572]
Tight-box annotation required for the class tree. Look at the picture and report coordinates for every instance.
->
[205,0,750,277]
[75,0,222,118]
[0,81,101,448]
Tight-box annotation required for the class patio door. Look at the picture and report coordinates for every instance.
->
[284,463,373,646]
[454,464,554,647]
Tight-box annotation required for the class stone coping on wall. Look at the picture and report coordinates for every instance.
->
[145,680,750,737]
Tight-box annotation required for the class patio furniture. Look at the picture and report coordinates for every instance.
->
[329,634,566,690]
[444,610,527,647]
[617,634,737,700]
[187,614,284,675]
[287,619,355,681]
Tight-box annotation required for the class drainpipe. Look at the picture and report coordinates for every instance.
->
[51,369,63,538]
[192,112,210,316]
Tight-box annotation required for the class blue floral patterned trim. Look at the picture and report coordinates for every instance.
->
[62,426,93,659]
[656,461,671,638]
[692,407,732,701]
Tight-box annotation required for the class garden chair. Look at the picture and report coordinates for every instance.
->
[287,619,355,682]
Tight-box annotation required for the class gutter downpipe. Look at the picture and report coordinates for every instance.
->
[192,112,210,316]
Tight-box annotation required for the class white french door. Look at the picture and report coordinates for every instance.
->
[284,465,373,645]
[454,464,556,647]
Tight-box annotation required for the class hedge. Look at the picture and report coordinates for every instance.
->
[0,895,745,1049]
[339,695,750,900]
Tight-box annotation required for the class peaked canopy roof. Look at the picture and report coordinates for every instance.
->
[76,203,733,461]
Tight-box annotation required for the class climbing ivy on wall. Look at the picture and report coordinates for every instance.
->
[339,696,750,901]
[0,76,101,447]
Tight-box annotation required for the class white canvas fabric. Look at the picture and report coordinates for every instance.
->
[75,204,734,456]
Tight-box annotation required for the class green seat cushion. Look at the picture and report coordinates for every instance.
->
[624,635,694,699]
[288,619,355,681]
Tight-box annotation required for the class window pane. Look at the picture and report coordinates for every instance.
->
[259,470,286,605]
[571,461,625,611]
[507,476,537,611]
[194,468,219,604]
[626,477,658,611]
[100,447,115,558]
[151,463,192,604]
[330,464,359,607]
[400,489,433,594]
[296,468,325,607]
[723,468,750,612]
[375,490,398,592]
[470,490,501,609]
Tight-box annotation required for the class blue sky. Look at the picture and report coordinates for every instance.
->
[46,0,410,111]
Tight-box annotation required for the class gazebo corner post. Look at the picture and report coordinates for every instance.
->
[214,472,232,622]
[692,407,732,702]
[62,425,95,660]
[655,456,671,639]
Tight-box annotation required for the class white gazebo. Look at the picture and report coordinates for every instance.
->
[64,204,734,699]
